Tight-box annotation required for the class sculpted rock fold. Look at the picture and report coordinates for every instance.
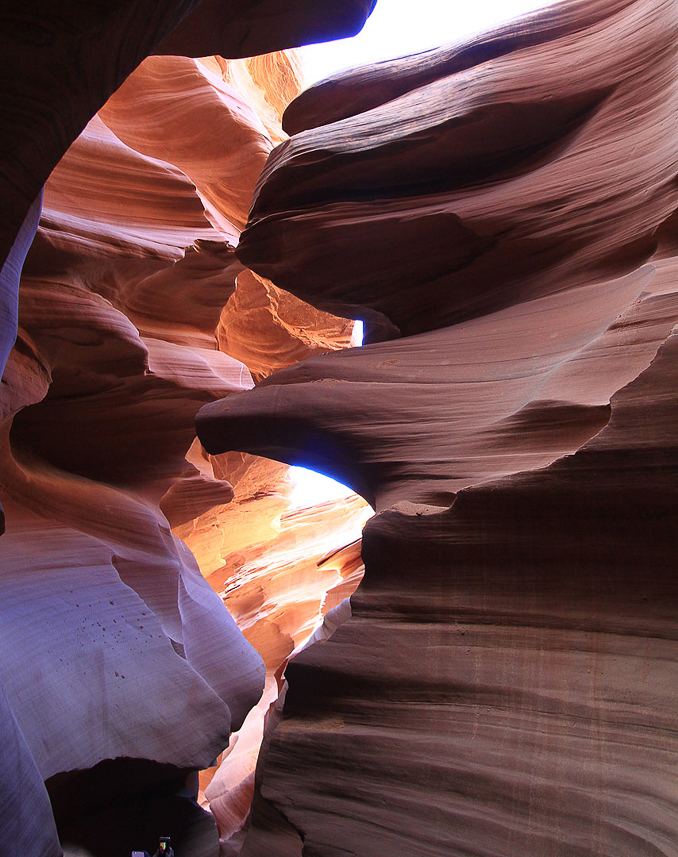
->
[238,0,676,338]
[0,41,307,854]
[197,0,678,854]
[0,0,376,375]
[244,332,678,855]
[1,15,377,847]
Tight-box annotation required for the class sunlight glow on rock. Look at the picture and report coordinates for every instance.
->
[288,465,355,508]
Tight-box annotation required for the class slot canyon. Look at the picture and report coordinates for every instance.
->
[0,0,676,855]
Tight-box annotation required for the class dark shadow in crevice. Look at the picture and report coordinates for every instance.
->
[47,758,217,857]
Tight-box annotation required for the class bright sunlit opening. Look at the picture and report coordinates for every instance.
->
[299,0,557,86]
[351,319,364,347]
[288,466,355,509]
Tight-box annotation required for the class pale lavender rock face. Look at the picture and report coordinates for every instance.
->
[0,513,258,776]
[0,683,62,857]
[0,193,42,382]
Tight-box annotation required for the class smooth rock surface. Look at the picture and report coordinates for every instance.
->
[198,1,678,854]
[0,19,373,851]
[0,0,376,290]
[238,0,676,339]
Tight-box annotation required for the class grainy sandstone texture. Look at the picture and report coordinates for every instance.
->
[1,0,676,855]
[198,1,678,854]
[0,2,375,854]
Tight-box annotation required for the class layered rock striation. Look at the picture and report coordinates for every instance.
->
[0,6,375,850]
[0,0,377,311]
[2,0,677,853]
[196,0,678,854]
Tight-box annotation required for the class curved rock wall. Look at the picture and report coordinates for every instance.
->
[0,7,375,849]
[197,0,678,854]
[0,0,377,287]
[3,0,676,853]
[0,53,271,853]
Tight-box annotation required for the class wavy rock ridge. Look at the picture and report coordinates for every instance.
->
[0,3,376,852]
[1,0,676,854]
[197,0,678,854]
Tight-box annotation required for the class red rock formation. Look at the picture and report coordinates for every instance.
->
[4,0,677,853]
[0,2,376,847]
[237,0,672,341]
[1,88,265,849]
[196,1,678,854]
[195,486,370,844]
[0,0,376,287]
[217,269,354,382]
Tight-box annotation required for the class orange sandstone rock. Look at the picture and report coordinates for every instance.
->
[0,10,377,846]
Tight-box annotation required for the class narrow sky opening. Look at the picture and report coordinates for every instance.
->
[299,0,558,86]
[288,466,356,509]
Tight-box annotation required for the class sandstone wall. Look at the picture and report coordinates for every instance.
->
[0,2,376,851]
[198,1,678,854]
